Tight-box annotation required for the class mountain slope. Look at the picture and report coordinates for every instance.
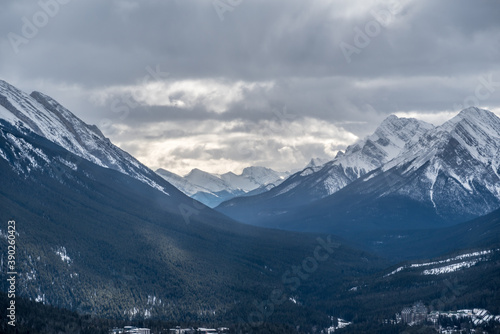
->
[356,201,500,262]
[216,115,434,224]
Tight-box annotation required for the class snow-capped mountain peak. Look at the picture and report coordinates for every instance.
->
[375,107,500,218]
[385,107,500,173]
[184,168,229,192]
[322,115,434,187]
[357,115,434,162]
[448,107,500,131]
[0,80,169,194]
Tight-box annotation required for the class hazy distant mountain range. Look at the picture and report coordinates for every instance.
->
[155,157,333,208]
[156,166,290,207]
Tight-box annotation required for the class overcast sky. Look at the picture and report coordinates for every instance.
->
[1,0,500,175]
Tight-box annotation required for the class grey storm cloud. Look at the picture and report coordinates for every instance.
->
[1,0,499,174]
[2,0,499,83]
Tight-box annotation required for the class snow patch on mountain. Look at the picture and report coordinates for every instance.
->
[0,148,7,161]
[425,161,441,209]
[55,247,72,265]
[385,249,495,277]
[422,260,480,275]
[0,130,52,174]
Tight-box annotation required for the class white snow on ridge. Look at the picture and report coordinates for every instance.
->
[390,108,500,181]
[385,250,494,277]
[306,157,329,169]
[157,168,214,197]
[300,168,315,177]
[385,266,405,277]
[374,107,500,218]
[425,161,440,209]
[193,166,289,193]
[3,91,105,167]
[363,173,377,182]
[57,157,78,171]
[422,260,480,275]
[322,172,352,195]
[410,250,492,268]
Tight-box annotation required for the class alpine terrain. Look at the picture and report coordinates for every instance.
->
[156,166,290,207]
[216,108,500,236]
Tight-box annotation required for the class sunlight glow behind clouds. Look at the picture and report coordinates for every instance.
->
[111,117,358,175]
[91,79,275,114]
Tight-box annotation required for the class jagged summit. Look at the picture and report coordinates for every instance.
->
[445,106,499,128]
[456,106,497,121]
[185,168,207,177]
[442,107,500,142]
[333,114,433,179]
[306,157,330,168]
[385,107,500,172]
